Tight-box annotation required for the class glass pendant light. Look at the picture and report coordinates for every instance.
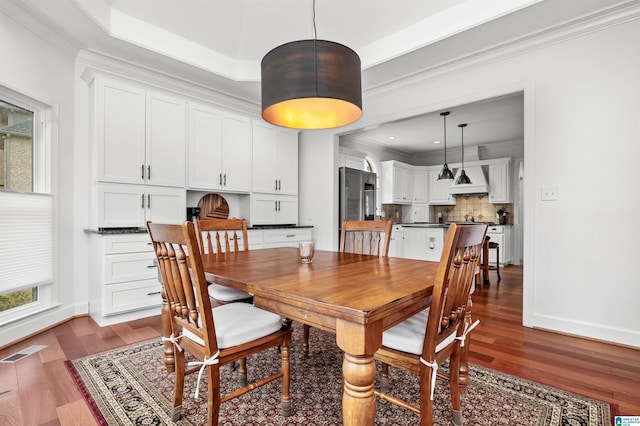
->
[437,111,454,180]
[456,123,472,184]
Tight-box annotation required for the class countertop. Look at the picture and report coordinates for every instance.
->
[396,222,512,228]
[84,224,313,235]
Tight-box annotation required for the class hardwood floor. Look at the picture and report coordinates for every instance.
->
[0,266,638,425]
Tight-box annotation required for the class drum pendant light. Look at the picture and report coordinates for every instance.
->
[261,0,362,129]
[456,123,472,185]
[437,111,455,180]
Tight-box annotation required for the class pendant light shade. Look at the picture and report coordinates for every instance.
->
[456,123,472,185]
[261,39,362,129]
[437,111,454,180]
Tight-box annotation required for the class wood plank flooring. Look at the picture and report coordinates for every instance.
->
[0,266,638,425]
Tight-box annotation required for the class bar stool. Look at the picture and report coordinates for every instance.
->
[488,239,501,281]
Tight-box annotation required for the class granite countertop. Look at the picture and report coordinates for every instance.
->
[398,222,512,228]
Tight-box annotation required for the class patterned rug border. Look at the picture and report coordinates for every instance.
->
[65,333,616,426]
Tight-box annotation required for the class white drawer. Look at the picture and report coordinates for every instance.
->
[247,229,264,245]
[104,233,154,254]
[104,252,158,284]
[103,279,162,315]
[487,226,504,234]
[263,228,312,244]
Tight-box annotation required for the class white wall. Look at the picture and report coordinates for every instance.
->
[0,4,83,343]
[300,12,640,347]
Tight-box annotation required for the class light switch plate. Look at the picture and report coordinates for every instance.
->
[541,186,559,201]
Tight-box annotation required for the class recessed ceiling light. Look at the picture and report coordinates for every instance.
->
[388,136,395,140]
[433,140,441,144]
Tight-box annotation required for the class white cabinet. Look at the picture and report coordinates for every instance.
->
[251,194,298,226]
[381,161,413,204]
[412,204,430,223]
[248,228,312,249]
[95,80,186,187]
[488,159,512,203]
[339,150,366,170]
[89,233,162,326]
[96,184,185,228]
[388,225,404,258]
[412,170,429,203]
[486,225,512,265]
[252,121,299,195]
[403,226,445,262]
[428,169,456,205]
[187,103,252,192]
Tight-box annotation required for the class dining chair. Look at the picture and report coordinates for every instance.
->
[147,221,292,426]
[195,217,253,304]
[302,219,393,358]
[374,223,487,426]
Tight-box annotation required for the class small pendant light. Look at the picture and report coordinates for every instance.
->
[261,0,362,129]
[437,111,454,180]
[456,123,472,184]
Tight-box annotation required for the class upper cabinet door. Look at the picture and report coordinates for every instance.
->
[146,92,186,187]
[97,81,146,184]
[252,121,298,195]
[221,113,252,193]
[187,102,223,189]
[427,169,456,205]
[488,161,512,203]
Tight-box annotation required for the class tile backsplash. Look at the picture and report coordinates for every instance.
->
[433,195,512,224]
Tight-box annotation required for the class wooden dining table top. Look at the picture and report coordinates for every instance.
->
[201,247,439,330]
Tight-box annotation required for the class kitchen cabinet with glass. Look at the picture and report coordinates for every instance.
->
[187,102,252,192]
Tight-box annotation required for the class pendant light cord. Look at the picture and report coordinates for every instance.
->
[443,113,447,162]
[313,0,318,97]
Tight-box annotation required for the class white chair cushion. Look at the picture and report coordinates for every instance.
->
[382,309,457,356]
[183,302,283,349]
[208,283,252,302]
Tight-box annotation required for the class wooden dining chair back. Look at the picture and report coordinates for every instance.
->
[302,219,393,358]
[339,219,393,256]
[195,217,249,255]
[195,218,253,304]
[374,223,487,426]
[147,221,292,426]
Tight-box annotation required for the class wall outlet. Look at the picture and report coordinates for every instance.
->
[541,186,559,201]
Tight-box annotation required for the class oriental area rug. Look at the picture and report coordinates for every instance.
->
[66,324,612,426]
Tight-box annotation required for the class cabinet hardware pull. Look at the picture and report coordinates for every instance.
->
[223,173,227,185]
[147,264,157,268]
[141,165,145,180]
[147,165,151,180]
[141,194,145,209]
[286,234,295,238]
[147,194,151,209]
[278,180,281,190]
[147,291,161,296]
[277,200,281,211]
[275,179,278,190]
[219,173,223,185]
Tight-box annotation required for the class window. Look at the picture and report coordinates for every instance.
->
[0,88,53,323]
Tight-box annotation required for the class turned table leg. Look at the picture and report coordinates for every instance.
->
[336,319,382,426]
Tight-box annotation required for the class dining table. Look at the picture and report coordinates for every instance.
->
[160,246,475,426]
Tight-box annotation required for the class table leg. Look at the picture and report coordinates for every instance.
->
[336,319,382,426]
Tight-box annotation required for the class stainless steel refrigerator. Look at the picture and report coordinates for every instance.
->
[339,167,377,226]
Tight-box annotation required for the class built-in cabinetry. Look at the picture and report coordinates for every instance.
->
[339,148,366,170]
[96,80,186,187]
[89,233,162,326]
[381,161,413,204]
[411,169,429,222]
[187,102,252,192]
[247,228,312,249]
[96,184,186,228]
[251,194,298,225]
[402,226,445,262]
[486,225,512,265]
[252,122,299,195]
[387,224,405,258]
[488,158,512,203]
[428,169,456,205]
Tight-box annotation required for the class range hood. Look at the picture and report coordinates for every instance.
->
[449,166,489,194]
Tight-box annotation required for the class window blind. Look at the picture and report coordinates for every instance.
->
[0,191,53,293]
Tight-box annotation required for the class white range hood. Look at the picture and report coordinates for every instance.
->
[449,166,489,194]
